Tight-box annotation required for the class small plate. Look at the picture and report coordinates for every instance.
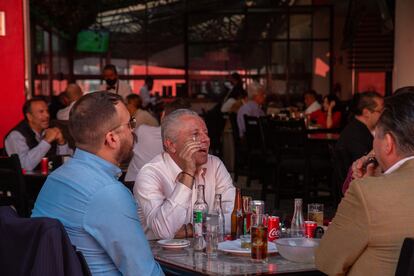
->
[157,239,190,249]
[218,239,278,255]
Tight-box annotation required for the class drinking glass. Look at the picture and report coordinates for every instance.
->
[307,203,324,226]
[251,210,268,262]
[205,214,219,258]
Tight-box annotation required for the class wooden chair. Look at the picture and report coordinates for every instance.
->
[0,154,29,217]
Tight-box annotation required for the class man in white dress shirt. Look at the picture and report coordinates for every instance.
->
[99,64,132,101]
[139,76,156,108]
[304,89,321,115]
[56,83,83,120]
[125,98,191,182]
[134,109,236,240]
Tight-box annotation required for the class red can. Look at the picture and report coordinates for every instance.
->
[304,221,317,238]
[267,216,281,242]
[41,157,48,174]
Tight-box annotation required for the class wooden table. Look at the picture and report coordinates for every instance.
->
[150,240,323,275]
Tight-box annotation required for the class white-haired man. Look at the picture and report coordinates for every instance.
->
[134,109,236,240]
[236,83,265,137]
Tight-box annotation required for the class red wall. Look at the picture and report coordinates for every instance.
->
[0,0,25,148]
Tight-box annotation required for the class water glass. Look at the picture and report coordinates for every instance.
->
[205,214,219,258]
[307,203,324,226]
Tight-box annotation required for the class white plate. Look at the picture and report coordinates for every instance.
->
[218,239,278,255]
[157,239,190,249]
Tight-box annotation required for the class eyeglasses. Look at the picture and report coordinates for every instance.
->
[110,116,136,132]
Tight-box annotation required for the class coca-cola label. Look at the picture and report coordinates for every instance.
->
[268,227,281,241]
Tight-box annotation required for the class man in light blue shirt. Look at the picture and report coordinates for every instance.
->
[237,83,265,137]
[32,91,163,276]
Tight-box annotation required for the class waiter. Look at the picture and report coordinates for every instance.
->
[99,64,132,101]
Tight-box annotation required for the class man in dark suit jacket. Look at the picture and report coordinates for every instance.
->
[334,92,384,185]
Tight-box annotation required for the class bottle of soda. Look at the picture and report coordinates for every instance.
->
[291,198,305,237]
[213,194,225,242]
[193,184,208,251]
[231,188,243,240]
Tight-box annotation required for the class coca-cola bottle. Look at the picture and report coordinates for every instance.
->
[193,185,208,250]
[290,198,305,237]
[213,194,225,242]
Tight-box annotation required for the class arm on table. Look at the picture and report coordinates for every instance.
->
[84,185,164,276]
[134,166,192,239]
[5,131,51,171]
[315,181,370,275]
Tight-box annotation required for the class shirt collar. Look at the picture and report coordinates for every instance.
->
[384,156,414,175]
[73,149,122,179]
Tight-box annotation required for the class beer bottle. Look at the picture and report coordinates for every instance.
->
[213,194,225,242]
[193,184,208,251]
[231,188,243,240]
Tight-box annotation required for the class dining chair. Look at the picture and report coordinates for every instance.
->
[0,206,90,276]
[395,237,414,276]
[229,113,254,186]
[244,115,276,200]
[266,118,310,208]
[0,154,29,217]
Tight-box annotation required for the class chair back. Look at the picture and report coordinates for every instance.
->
[0,206,89,276]
[267,119,308,158]
[0,154,28,217]
[244,115,267,154]
[395,238,414,276]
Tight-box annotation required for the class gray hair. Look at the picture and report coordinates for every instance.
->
[161,109,200,144]
[376,92,414,157]
[247,82,264,100]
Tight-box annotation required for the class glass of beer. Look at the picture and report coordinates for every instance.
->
[251,213,268,261]
[307,203,324,226]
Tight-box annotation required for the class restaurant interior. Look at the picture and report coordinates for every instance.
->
[1,0,414,275]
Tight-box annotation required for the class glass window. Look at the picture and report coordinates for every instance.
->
[312,42,330,95]
[312,8,330,39]
[290,14,312,39]
[74,57,101,75]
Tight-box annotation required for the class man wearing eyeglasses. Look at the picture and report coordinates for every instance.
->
[334,91,384,188]
[31,91,163,276]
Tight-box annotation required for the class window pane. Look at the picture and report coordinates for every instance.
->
[313,8,330,39]
[312,42,330,95]
[74,57,101,75]
[290,14,311,39]
[148,44,185,74]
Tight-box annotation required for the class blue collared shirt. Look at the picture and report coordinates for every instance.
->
[32,149,163,276]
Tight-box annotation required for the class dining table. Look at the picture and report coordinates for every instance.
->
[150,239,324,276]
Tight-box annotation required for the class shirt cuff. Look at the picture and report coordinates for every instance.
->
[170,182,192,208]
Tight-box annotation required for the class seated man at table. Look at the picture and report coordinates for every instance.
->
[316,92,414,275]
[303,89,321,115]
[56,83,83,120]
[31,92,163,276]
[334,91,384,185]
[134,109,236,240]
[125,93,159,128]
[125,98,191,182]
[5,97,72,171]
[237,82,265,137]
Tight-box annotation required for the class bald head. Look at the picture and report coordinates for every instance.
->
[66,84,83,103]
